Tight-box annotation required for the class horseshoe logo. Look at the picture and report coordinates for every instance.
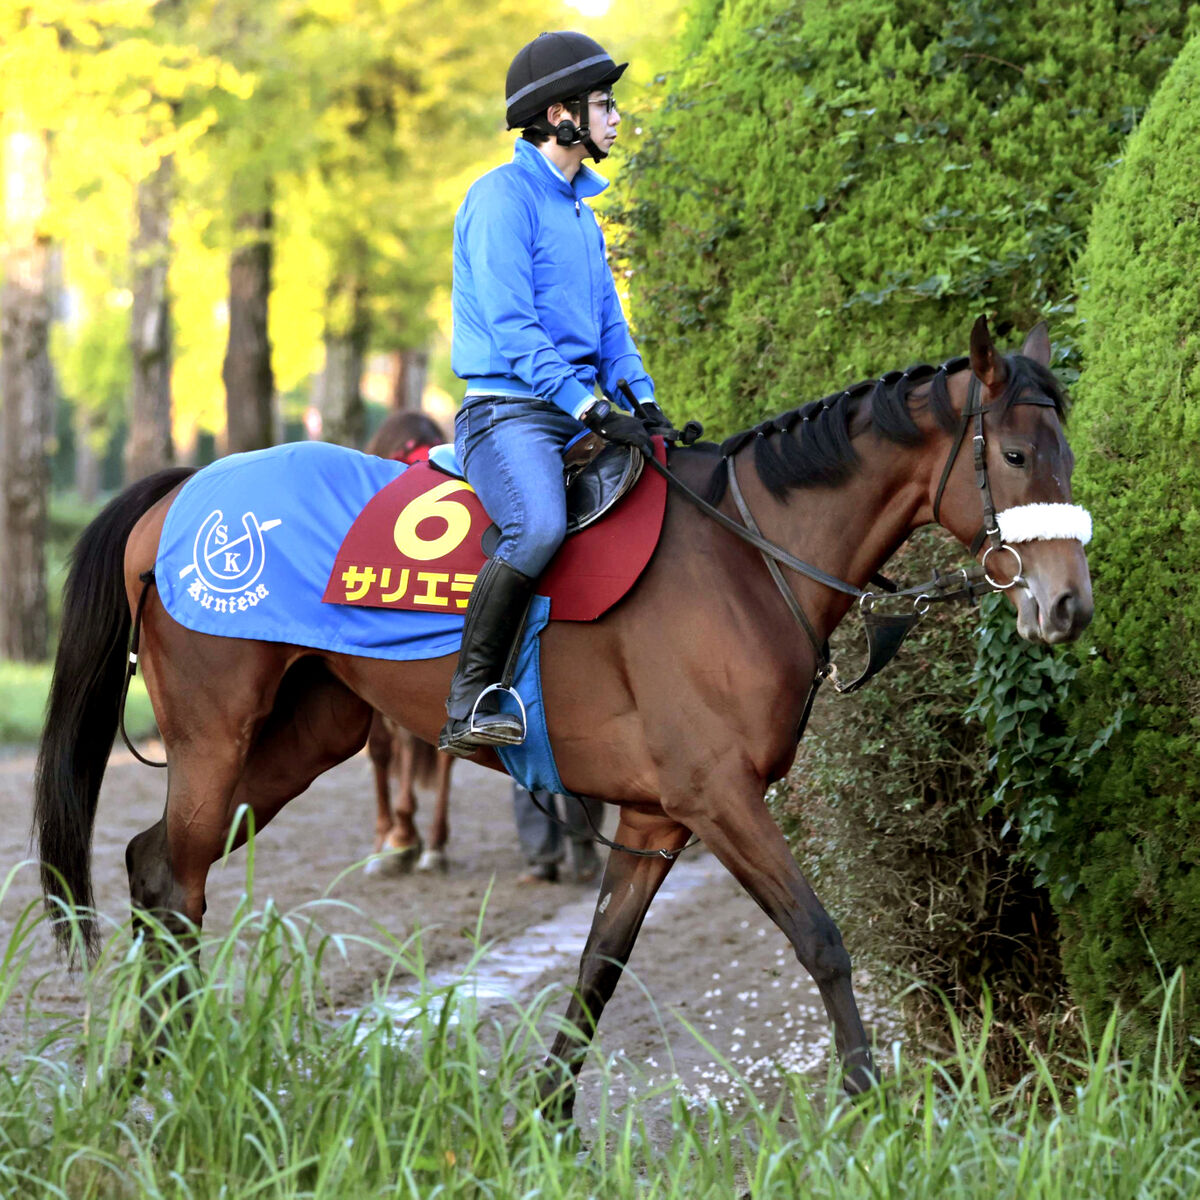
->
[179,509,282,593]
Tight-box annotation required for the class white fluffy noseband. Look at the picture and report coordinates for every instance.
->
[996,503,1092,545]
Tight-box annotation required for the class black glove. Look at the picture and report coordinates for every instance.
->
[635,400,705,445]
[638,402,677,439]
[581,399,653,455]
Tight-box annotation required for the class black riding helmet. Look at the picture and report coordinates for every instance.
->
[506,31,627,160]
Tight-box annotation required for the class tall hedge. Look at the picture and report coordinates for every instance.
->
[1043,35,1200,1046]
[617,0,1193,1046]
[621,0,1191,433]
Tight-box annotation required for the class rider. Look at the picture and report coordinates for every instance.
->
[439,30,676,758]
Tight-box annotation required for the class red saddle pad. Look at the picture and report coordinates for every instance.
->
[322,439,667,622]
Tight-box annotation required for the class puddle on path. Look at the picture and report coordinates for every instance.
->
[342,854,727,1039]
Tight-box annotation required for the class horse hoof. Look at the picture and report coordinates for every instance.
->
[365,841,422,876]
[416,848,447,873]
[842,1049,880,1096]
[531,1069,575,1125]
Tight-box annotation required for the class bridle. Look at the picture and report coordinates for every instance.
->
[931,371,1059,590]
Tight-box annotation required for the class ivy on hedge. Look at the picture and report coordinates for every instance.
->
[967,591,1123,895]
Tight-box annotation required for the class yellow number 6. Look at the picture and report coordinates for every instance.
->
[393,481,475,561]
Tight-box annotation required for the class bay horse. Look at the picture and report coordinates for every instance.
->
[34,318,1092,1112]
[363,412,455,875]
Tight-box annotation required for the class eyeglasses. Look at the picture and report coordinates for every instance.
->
[589,94,618,115]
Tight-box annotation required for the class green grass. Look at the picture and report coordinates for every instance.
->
[1,490,160,747]
[4,854,1199,1199]
[0,661,155,746]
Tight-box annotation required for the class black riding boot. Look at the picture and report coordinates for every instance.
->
[438,556,536,758]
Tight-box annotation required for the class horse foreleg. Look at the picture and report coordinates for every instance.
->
[417,750,453,873]
[367,712,395,854]
[381,730,423,872]
[669,777,876,1094]
[537,809,690,1120]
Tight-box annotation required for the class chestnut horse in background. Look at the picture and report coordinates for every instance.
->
[35,318,1092,1114]
[363,412,454,875]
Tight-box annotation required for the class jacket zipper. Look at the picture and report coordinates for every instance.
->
[576,196,595,331]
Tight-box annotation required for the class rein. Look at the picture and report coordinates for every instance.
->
[572,368,1032,862]
[116,368,1070,867]
[637,370,1066,734]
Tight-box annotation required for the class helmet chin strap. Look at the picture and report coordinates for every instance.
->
[554,91,607,162]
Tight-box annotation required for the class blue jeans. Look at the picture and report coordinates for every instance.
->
[513,784,604,869]
[455,396,585,578]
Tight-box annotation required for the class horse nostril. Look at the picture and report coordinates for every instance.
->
[1051,591,1077,632]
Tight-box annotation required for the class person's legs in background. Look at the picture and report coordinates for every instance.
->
[561,793,604,883]
[512,784,606,884]
[513,783,562,883]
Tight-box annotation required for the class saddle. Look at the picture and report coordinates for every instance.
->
[427,433,644,541]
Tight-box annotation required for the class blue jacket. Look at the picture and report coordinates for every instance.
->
[451,139,655,417]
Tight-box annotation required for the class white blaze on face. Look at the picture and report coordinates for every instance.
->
[996,503,1092,545]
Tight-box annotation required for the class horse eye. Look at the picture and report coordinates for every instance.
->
[1003,450,1026,467]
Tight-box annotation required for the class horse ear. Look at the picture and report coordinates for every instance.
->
[1021,321,1052,366]
[969,314,1007,397]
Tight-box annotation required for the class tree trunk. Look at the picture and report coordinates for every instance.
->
[1,122,52,661]
[126,152,174,481]
[389,347,428,411]
[318,273,368,446]
[222,205,274,454]
[74,412,101,504]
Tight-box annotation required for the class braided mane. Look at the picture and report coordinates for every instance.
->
[696,354,1066,505]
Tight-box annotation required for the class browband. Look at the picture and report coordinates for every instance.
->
[996,503,1092,545]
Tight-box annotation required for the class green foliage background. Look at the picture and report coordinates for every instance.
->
[1041,34,1200,1042]
[621,0,1191,430]
[620,0,1195,1038]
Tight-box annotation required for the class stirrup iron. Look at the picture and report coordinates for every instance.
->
[465,683,527,745]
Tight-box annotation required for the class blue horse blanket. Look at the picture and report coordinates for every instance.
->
[154,442,568,793]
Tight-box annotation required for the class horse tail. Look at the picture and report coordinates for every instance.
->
[34,466,194,961]
[409,737,441,790]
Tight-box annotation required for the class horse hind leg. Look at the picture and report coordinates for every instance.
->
[224,659,373,856]
[125,737,257,1044]
[368,712,395,855]
[126,654,371,1040]
[365,715,418,876]
[367,722,423,876]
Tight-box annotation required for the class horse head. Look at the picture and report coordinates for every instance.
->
[934,317,1093,645]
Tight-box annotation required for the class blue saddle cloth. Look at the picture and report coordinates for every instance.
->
[154,442,568,794]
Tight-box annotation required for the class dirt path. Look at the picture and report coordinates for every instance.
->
[0,746,895,1130]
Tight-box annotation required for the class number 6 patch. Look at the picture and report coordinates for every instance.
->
[322,467,490,612]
